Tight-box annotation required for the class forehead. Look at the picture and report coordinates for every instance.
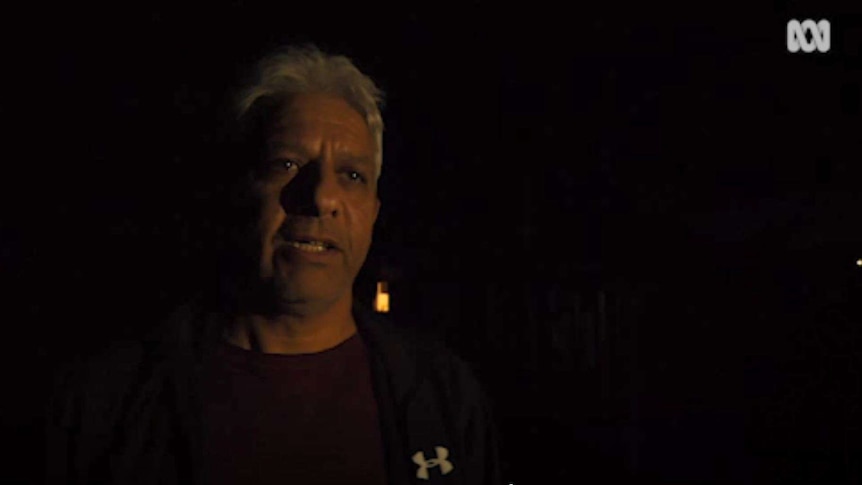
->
[265,93,374,156]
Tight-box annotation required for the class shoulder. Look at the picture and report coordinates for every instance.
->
[47,295,201,428]
[426,341,491,414]
[358,310,460,372]
[376,315,489,407]
[46,339,149,434]
[53,338,148,391]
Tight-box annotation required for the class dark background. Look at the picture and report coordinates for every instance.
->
[3,1,861,483]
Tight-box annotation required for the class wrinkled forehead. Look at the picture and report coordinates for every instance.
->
[264,94,374,152]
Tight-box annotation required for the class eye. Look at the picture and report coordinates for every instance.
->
[259,158,300,178]
[280,159,300,172]
[347,170,367,184]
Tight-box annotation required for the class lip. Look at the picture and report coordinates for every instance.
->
[281,234,341,251]
[278,242,341,263]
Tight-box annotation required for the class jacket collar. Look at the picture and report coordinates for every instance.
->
[351,298,426,409]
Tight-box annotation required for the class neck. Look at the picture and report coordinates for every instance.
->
[223,290,358,355]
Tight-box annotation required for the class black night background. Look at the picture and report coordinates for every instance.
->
[2,1,861,483]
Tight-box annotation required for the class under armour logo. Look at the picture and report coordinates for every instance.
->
[787,19,831,53]
[412,446,454,480]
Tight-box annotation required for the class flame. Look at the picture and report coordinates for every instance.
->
[375,281,390,313]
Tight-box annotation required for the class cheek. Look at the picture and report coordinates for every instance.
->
[348,201,378,247]
[257,198,284,238]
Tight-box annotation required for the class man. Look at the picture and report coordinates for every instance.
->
[44,45,502,484]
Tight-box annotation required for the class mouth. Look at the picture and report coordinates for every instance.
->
[283,240,338,253]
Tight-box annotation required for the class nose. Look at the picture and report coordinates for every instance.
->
[280,160,339,218]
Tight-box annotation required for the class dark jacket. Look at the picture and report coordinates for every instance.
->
[44,293,502,485]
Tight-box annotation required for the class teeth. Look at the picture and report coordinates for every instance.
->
[287,241,329,252]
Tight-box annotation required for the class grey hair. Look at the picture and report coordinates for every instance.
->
[235,44,385,180]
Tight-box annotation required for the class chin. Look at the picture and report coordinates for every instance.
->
[276,276,347,304]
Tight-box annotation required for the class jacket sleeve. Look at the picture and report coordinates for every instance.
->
[448,355,503,485]
[43,343,145,485]
[44,357,85,485]
[468,381,503,485]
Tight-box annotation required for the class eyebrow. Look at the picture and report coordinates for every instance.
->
[342,155,376,170]
[266,141,374,168]
[266,140,312,159]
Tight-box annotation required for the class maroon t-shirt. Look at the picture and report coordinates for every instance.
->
[198,332,388,485]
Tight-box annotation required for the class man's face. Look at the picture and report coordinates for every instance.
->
[245,93,380,312]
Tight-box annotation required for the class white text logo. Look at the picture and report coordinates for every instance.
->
[787,19,831,53]
[412,446,455,480]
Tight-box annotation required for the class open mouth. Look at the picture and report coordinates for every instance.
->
[284,240,337,253]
